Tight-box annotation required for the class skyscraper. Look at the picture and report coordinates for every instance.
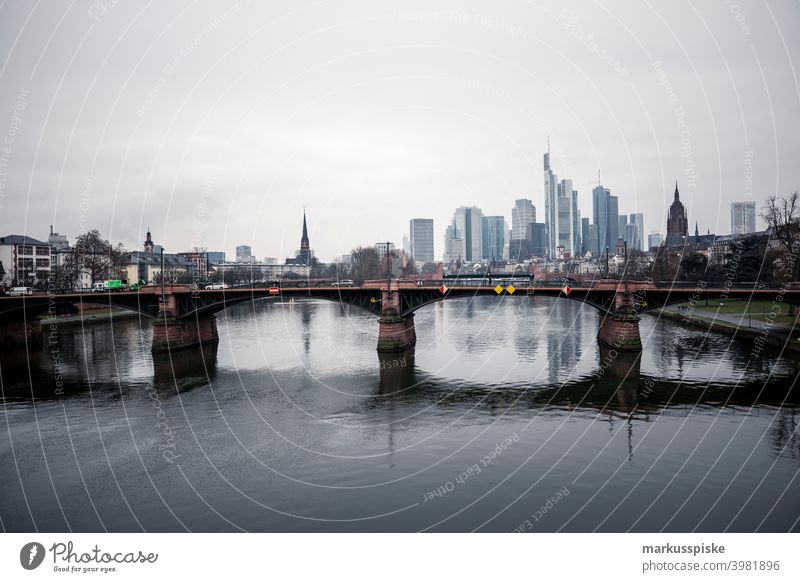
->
[587,224,598,256]
[526,223,547,258]
[443,223,463,264]
[581,217,597,256]
[629,213,644,251]
[731,201,756,234]
[511,199,535,241]
[618,215,628,237]
[624,223,637,252]
[571,189,581,256]
[608,194,619,250]
[544,147,579,258]
[482,216,506,262]
[544,148,558,258]
[592,185,618,255]
[409,218,434,262]
[453,206,483,262]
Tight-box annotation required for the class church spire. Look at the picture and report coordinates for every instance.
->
[674,181,679,201]
[299,209,310,264]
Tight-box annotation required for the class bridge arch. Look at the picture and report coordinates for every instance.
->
[395,288,617,318]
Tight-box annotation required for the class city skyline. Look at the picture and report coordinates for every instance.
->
[0,2,796,261]
[0,173,765,264]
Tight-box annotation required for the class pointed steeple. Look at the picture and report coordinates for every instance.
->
[298,209,311,264]
[674,181,679,201]
[695,222,699,238]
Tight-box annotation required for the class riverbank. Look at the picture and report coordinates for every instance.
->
[39,306,143,325]
[656,305,800,356]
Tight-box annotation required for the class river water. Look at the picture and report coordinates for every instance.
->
[1,296,798,532]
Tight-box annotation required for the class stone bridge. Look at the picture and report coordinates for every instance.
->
[1,280,798,354]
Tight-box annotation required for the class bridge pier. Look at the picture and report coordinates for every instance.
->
[597,304,642,352]
[377,286,416,352]
[0,318,42,348]
[377,312,416,352]
[151,292,219,353]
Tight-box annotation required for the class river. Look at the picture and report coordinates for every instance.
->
[1,296,798,532]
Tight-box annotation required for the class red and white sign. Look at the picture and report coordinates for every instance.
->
[269,287,280,295]
[439,284,448,294]
[562,286,571,296]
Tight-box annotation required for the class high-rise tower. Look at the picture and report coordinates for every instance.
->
[543,143,579,259]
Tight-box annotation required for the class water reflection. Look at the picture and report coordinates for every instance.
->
[2,296,799,532]
[377,348,416,396]
[152,342,218,390]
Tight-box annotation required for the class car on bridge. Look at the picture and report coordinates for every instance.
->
[205,283,229,290]
[332,279,355,287]
[8,286,33,296]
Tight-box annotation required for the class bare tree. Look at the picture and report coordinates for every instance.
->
[63,230,127,286]
[623,249,651,279]
[762,192,800,280]
[650,246,679,281]
[350,246,381,281]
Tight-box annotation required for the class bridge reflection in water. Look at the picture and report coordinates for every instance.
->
[1,296,799,532]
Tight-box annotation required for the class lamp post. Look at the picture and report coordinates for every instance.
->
[623,240,628,282]
[160,247,165,303]
[384,241,391,295]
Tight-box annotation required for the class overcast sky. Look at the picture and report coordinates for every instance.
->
[0,0,798,260]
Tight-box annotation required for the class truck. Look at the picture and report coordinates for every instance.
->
[91,279,129,292]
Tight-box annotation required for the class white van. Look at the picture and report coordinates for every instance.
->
[8,286,33,296]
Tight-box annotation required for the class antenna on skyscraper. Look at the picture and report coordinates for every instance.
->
[597,169,601,186]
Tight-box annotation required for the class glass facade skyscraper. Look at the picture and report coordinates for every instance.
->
[592,184,619,255]
[511,199,535,241]
[452,206,483,262]
[409,218,434,262]
[482,215,506,262]
[544,149,579,258]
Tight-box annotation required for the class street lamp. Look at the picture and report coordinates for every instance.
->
[623,240,628,281]
[383,241,391,294]
[160,247,165,303]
